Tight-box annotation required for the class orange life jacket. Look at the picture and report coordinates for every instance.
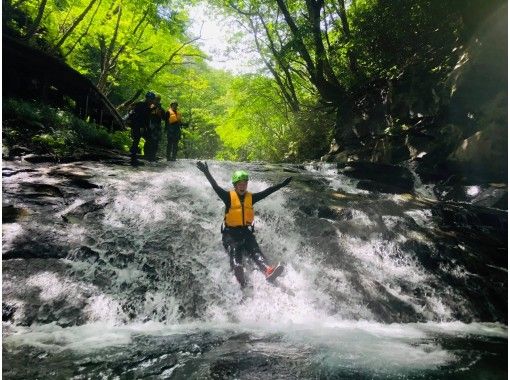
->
[168,108,182,124]
[224,191,254,227]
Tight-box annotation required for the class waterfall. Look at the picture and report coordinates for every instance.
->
[2,159,507,379]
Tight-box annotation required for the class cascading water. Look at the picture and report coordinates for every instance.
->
[2,159,507,379]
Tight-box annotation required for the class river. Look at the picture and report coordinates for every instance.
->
[2,159,507,379]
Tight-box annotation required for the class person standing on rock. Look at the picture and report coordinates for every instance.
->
[128,91,155,164]
[145,94,165,161]
[196,161,292,289]
[165,101,188,161]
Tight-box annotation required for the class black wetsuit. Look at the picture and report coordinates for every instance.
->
[128,101,152,158]
[203,170,287,284]
[145,104,164,161]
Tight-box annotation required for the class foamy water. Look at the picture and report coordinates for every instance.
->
[2,160,507,379]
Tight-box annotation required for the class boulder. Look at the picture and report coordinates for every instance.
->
[338,161,415,194]
[2,205,29,223]
[444,5,507,183]
[447,125,507,183]
[434,183,507,210]
[2,302,16,322]
[8,145,33,157]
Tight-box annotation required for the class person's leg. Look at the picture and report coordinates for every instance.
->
[245,233,283,280]
[144,136,154,160]
[245,233,271,273]
[166,130,173,161]
[149,132,158,160]
[171,135,179,160]
[130,126,141,159]
[153,130,160,160]
[223,232,246,288]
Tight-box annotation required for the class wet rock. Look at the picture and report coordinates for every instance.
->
[317,206,339,220]
[339,161,414,194]
[2,258,93,327]
[3,302,16,321]
[447,127,507,183]
[92,265,118,289]
[433,203,508,240]
[69,177,101,189]
[22,154,57,163]
[62,200,105,223]
[2,159,507,329]
[20,182,64,198]
[357,179,411,194]
[108,252,134,269]
[3,229,71,260]
[2,205,29,223]
[362,280,425,323]
[142,263,159,281]
[434,183,507,210]
[9,145,33,157]
[2,167,38,177]
[68,246,100,264]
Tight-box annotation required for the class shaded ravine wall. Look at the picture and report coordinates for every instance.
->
[325,4,507,186]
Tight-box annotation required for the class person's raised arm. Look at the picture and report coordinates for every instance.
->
[252,177,292,204]
[196,161,229,203]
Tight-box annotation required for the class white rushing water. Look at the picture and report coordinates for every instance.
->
[2,160,507,378]
[4,318,507,376]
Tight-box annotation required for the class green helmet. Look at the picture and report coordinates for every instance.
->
[232,170,249,184]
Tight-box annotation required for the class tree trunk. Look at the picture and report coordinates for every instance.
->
[52,0,99,52]
[258,15,300,111]
[23,0,48,40]
[63,0,102,58]
[249,17,300,112]
[96,5,152,92]
[276,0,346,103]
[96,4,122,92]
[275,0,317,80]
[337,0,359,76]
[116,89,143,114]
[116,36,201,113]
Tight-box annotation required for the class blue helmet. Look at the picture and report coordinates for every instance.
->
[145,91,156,100]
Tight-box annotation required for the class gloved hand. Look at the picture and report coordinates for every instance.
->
[282,176,292,186]
[196,161,209,173]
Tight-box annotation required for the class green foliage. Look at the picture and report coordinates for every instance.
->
[3,98,129,157]
[32,130,78,156]
[214,74,290,161]
[7,0,501,163]
[180,111,222,159]
[348,0,461,81]
[285,107,335,161]
[111,130,133,153]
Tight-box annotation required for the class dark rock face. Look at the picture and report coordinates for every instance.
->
[433,184,507,209]
[445,5,507,183]
[3,302,16,321]
[2,205,29,223]
[61,199,106,223]
[338,161,415,194]
[19,149,131,164]
[292,170,507,324]
[325,5,507,189]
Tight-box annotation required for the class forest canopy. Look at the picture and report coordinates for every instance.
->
[3,0,505,163]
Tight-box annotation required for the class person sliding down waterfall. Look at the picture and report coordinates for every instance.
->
[196,161,292,289]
